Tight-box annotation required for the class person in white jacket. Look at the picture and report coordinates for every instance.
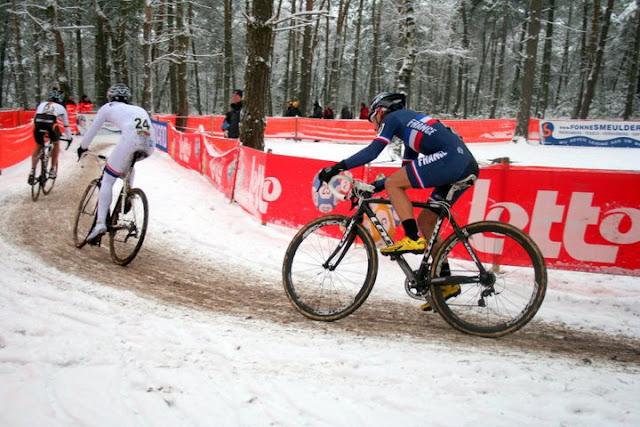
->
[29,90,73,183]
[77,84,155,242]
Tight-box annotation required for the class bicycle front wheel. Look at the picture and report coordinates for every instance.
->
[31,153,43,202]
[282,215,378,321]
[430,221,547,337]
[109,188,148,266]
[73,179,100,248]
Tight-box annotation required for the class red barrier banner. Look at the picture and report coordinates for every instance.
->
[201,134,240,199]
[440,118,516,143]
[171,128,203,172]
[0,123,35,169]
[296,118,376,143]
[233,147,269,221]
[260,153,367,228]
[468,166,640,275]
[0,110,21,129]
[264,117,297,139]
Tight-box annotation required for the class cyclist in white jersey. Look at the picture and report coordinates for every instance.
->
[77,84,155,242]
[29,90,72,184]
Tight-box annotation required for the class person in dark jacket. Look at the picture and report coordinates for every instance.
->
[223,89,243,138]
[311,101,323,118]
[340,105,353,119]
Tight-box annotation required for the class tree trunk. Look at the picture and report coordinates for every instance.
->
[298,0,314,115]
[12,0,28,109]
[350,0,364,109]
[142,0,153,111]
[536,0,554,118]
[223,0,233,109]
[623,6,640,120]
[368,0,381,100]
[396,0,416,97]
[515,0,543,139]
[175,1,190,131]
[489,1,507,119]
[579,0,614,119]
[240,0,274,150]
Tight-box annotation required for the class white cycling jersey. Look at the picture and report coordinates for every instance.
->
[81,101,155,176]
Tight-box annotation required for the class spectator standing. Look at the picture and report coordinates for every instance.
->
[340,105,353,119]
[78,95,93,113]
[323,105,334,119]
[311,101,323,118]
[222,89,243,138]
[290,101,303,117]
[65,95,80,135]
[359,102,370,120]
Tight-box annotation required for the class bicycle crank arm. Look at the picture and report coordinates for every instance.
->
[429,275,481,286]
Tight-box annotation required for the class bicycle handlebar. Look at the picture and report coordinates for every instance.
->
[327,174,375,202]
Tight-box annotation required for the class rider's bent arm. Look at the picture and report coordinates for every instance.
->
[81,107,108,149]
[342,138,387,169]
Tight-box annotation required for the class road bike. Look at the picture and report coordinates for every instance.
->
[73,151,149,266]
[282,174,547,338]
[30,134,71,201]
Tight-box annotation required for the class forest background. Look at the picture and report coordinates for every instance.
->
[0,0,639,149]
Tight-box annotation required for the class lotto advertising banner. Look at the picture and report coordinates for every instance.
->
[468,166,640,275]
[540,119,640,148]
[0,122,34,169]
[201,134,240,199]
[171,128,203,171]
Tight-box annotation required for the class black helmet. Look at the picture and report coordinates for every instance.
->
[107,84,131,103]
[368,92,406,122]
[48,90,64,104]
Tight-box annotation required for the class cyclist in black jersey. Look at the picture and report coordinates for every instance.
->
[29,90,72,184]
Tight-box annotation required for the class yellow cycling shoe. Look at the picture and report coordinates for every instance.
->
[380,236,426,255]
[420,284,461,312]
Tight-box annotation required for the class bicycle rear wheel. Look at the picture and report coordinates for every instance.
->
[41,151,56,195]
[109,188,148,266]
[282,215,378,321]
[31,153,43,202]
[73,179,100,248]
[430,221,547,337]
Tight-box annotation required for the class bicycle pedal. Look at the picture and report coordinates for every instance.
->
[87,235,103,246]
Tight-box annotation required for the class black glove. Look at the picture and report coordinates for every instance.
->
[370,178,386,194]
[77,146,88,160]
[318,160,347,184]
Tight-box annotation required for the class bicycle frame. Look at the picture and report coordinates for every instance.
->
[339,194,489,295]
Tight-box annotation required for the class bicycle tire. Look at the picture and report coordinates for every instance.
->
[282,215,378,321]
[109,188,148,266]
[430,221,547,338]
[73,179,100,248]
[41,150,56,195]
[31,153,43,202]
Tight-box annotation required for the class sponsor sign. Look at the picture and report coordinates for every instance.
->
[540,119,640,148]
[152,119,168,152]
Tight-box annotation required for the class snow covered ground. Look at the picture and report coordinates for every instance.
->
[1,136,639,426]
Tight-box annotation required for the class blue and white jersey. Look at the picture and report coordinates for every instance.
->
[343,109,470,169]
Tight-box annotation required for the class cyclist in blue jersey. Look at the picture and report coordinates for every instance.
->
[318,92,479,310]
